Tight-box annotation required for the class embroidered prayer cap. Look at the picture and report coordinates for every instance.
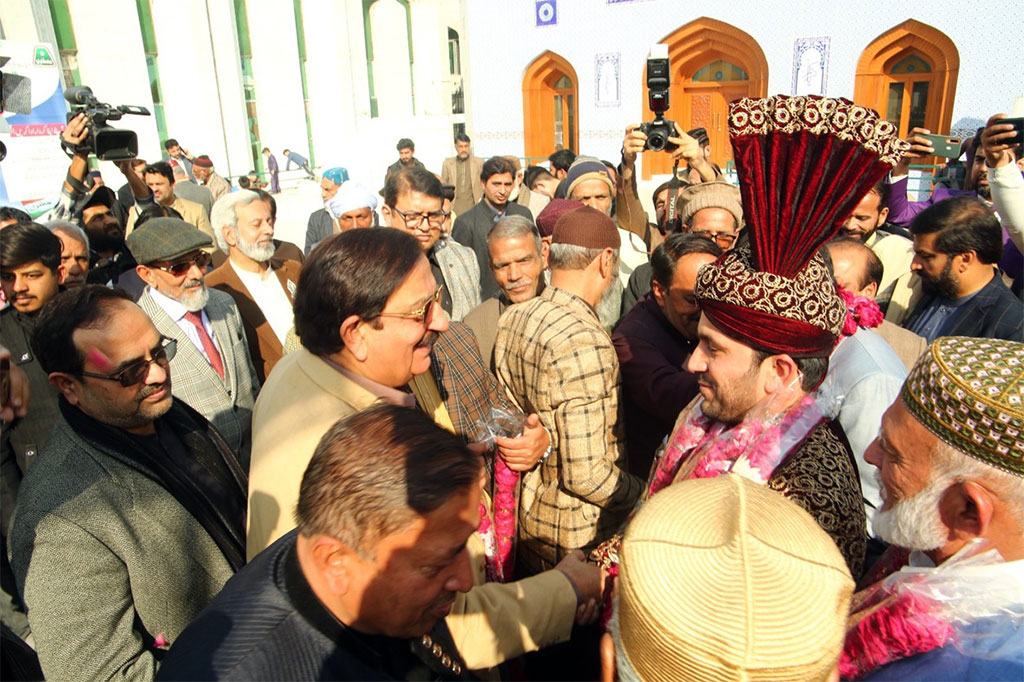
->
[535,198,582,238]
[695,95,909,358]
[551,205,619,251]
[326,181,378,219]
[564,156,614,200]
[901,336,1024,477]
[677,180,744,229]
[126,217,212,265]
[617,474,853,682]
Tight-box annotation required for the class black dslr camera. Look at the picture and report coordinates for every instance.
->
[639,45,678,153]
[64,86,150,161]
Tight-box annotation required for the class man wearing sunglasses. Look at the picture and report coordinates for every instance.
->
[9,285,247,681]
[128,217,260,462]
[382,167,481,321]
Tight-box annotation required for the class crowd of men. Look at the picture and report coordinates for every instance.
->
[0,93,1021,682]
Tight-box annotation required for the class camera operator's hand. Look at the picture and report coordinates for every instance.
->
[621,124,647,167]
[892,126,934,176]
[669,122,716,183]
[981,114,1018,168]
[62,113,90,158]
[669,123,701,164]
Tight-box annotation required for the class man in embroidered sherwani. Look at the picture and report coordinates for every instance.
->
[643,96,917,580]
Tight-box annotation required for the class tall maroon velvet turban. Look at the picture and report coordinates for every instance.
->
[695,95,909,357]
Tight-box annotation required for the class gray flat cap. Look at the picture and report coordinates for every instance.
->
[126,217,212,265]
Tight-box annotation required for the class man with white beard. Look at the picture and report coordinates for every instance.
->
[842,336,1024,681]
[207,191,302,383]
[129,218,260,460]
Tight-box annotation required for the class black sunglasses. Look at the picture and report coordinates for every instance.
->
[80,337,177,387]
[152,252,211,277]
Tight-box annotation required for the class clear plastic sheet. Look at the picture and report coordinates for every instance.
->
[471,407,527,449]
[842,539,1024,679]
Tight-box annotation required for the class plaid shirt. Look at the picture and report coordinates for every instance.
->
[495,287,642,572]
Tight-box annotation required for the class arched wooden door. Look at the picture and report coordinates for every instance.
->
[642,18,768,179]
[523,51,579,160]
[854,20,959,140]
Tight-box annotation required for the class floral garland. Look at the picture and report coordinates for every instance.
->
[838,286,884,337]
[477,457,519,583]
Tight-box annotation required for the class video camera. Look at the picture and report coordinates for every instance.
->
[639,45,678,153]
[64,86,150,161]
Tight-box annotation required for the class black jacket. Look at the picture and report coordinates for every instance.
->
[157,531,472,681]
[0,308,60,536]
[905,269,1024,342]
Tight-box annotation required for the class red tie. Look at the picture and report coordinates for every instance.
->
[183,311,225,380]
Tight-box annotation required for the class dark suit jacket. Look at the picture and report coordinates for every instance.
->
[0,309,60,536]
[156,531,470,681]
[451,199,534,300]
[304,207,333,255]
[904,269,1024,342]
[612,293,700,477]
[206,259,302,383]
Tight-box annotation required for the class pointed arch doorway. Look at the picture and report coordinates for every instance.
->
[854,20,959,140]
[523,51,579,161]
[641,18,768,179]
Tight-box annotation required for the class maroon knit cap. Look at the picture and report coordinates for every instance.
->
[551,205,619,250]
[536,198,582,238]
[193,155,214,168]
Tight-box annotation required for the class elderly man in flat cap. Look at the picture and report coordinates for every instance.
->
[842,336,1024,681]
[128,217,260,461]
[496,205,644,575]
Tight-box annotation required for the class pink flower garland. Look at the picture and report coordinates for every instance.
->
[838,286,884,336]
[477,457,519,583]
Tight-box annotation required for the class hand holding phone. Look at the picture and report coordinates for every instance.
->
[918,134,962,159]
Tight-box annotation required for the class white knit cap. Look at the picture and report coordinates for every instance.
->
[326,181,378,218]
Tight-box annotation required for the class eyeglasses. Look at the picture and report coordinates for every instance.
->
[151,252,211,277]
[80,337,177,387]
[390,206,447,230]
[691,230,738,249]
[377,285,444,325]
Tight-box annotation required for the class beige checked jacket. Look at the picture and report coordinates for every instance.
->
[495,287,643,573]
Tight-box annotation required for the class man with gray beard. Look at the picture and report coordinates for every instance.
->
[207,191,302,383]
[843,336,1023,681]
[128,218,260,461]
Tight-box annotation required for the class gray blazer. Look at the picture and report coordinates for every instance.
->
[9,416,236,681]
[433,238,482,322]
[138,287,259,461]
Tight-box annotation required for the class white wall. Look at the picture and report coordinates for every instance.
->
[66,0,161,181]
[464,0,1024,169]
[0,0,40,42]
[247,1,309,164]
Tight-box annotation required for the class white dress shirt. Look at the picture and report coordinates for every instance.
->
[229,260,293,345]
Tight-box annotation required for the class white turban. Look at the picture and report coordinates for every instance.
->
[326,181,378,219]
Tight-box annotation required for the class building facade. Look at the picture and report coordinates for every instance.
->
[0,0,469,191]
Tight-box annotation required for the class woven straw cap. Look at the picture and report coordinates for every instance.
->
[618,475,853,682]
[902,336,1024,477]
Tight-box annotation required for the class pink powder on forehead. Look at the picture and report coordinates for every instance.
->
[86,347,113,372]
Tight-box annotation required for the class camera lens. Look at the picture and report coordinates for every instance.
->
[647,132,667,152]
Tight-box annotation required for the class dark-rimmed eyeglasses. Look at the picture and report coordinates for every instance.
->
[691,230,738,249]
[80,337,177,387]
[377,285,444,325]
[390,206,447,230]
[151,252,211,277]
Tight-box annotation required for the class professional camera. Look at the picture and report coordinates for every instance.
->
[639,45,678,153]
[64,86,150,161]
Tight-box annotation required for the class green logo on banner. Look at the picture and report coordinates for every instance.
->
[34,46,55,66]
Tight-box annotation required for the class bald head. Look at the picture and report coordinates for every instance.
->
[826,238,884,299]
